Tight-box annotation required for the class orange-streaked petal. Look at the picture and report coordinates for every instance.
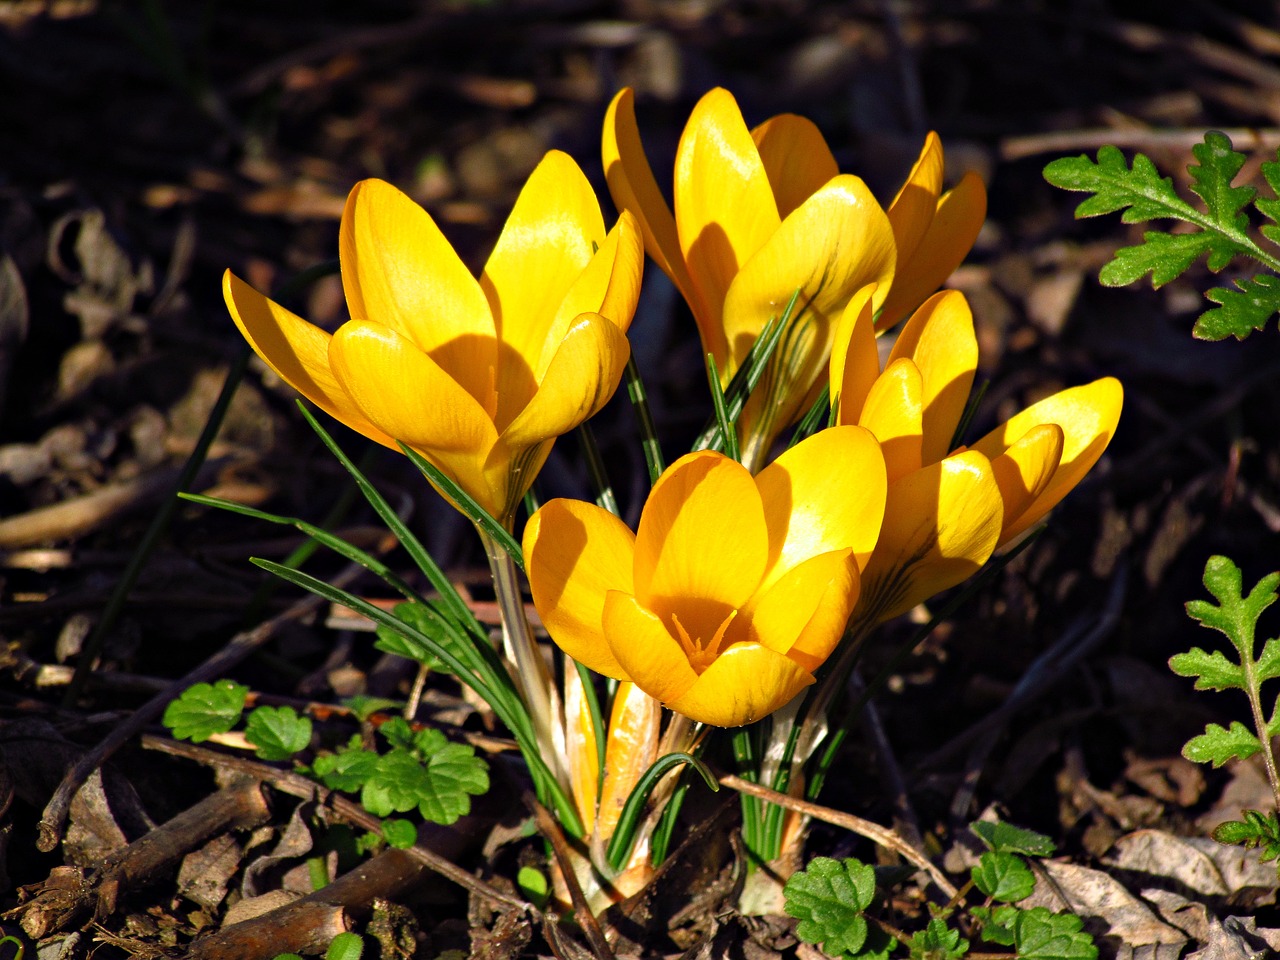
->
[747,550,858,668]
[481,150,604,384]
[498,313,630,447]
[859,358,924,484]
[722,174,896,373]
[876,171,987,332]
[989,423,1063,542]
[596,682,661,839]
[549,212,644,352]
[563,666,600,835]
[340,179,496,406]
[603,89,704,325]
[751,113,839,220]
[224,271,396,449]
[524,498,635,679]
[675,87,780,364]
[603,591,699,704]
[886,132,944,272]
[755,425,887,579]
[633,451,768,612]
[860,450,1002,623]
[328,319,498,456]
[830,283,880,426]
[665,642,814,727]
[888,290,978,464]
[971,377,1123,541]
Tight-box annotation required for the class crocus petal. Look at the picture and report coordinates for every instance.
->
[328,320,498,455]
[859,358,924,484]
[751,113,840,220]
[498,313,630,447]
[859,451,1002,623]
[603,88,704,324]
[223,271,396,449]
[888,290,977,464]
[830,283,880,425]
[548,212,644,352]
[886,132,944,272]
[971,377,1123,540]
[481,150,605,378]
[524,498,635,679]
[596,682,661,839]
[665,642,814,727]
[989,423,1063,542]
[340,179,496,406]
[722,174,896,373]
[563,665,600,834]
[603,591,699,703]
[747,550,858,671]
[633,451,768,613]
[755,425,886,580]
[876,171,987,331]
[675,87,781,365]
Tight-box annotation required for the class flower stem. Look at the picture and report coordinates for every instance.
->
[479,526,567,790]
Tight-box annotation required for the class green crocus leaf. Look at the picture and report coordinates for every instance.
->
[245,706,312,761]
[162,680,248,743]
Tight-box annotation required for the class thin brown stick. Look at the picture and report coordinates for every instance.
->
[717,773,957,898]
[525,792,616,960]
[37,564,360,853]
[1001,126,1280,161]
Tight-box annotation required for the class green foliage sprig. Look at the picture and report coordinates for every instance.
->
[1044,131,1280,340]
[782,820,1097,960]
[162,684,489,831]
[1170,555,1280,869]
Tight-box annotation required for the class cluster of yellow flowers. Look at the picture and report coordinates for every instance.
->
[224,88,1122,732]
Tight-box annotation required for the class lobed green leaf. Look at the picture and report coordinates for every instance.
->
[162,680,248,743]
[907,919,968,960]
[1098,232,1229,289]
[1196,274,1280,340]
[1182,720,1262,766]
[1168,647,1245,691]
[381,819,417,850]
[244,706,313,761]
[1043,147,1191,222]
[1012,908,1098,960]
[972,851,1036,903]
[313,743,380,792]
[971,905,1018,947]
[1188,556,1279,660]
[970,820,1056,857]
[1188,132,1255,234]
[784,857,877,957]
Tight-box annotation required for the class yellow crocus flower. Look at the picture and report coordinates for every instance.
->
[831,286,1123,622]
[524,426,887,727]
[603,87,984,465]
[224,151,644,527]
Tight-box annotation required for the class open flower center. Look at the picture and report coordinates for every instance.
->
[669,608,740,673]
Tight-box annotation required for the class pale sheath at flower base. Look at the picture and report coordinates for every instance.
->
[603,87,984,461]
[524,427,887,727]
[223,151,644,527]
[830,285,1123,622]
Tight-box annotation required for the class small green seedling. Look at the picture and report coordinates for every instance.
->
[1045,130,1280,340]
[783,820,1097,960]
[163,686,488,829]
[274,930,364,960]
[1170,555,1280,870]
